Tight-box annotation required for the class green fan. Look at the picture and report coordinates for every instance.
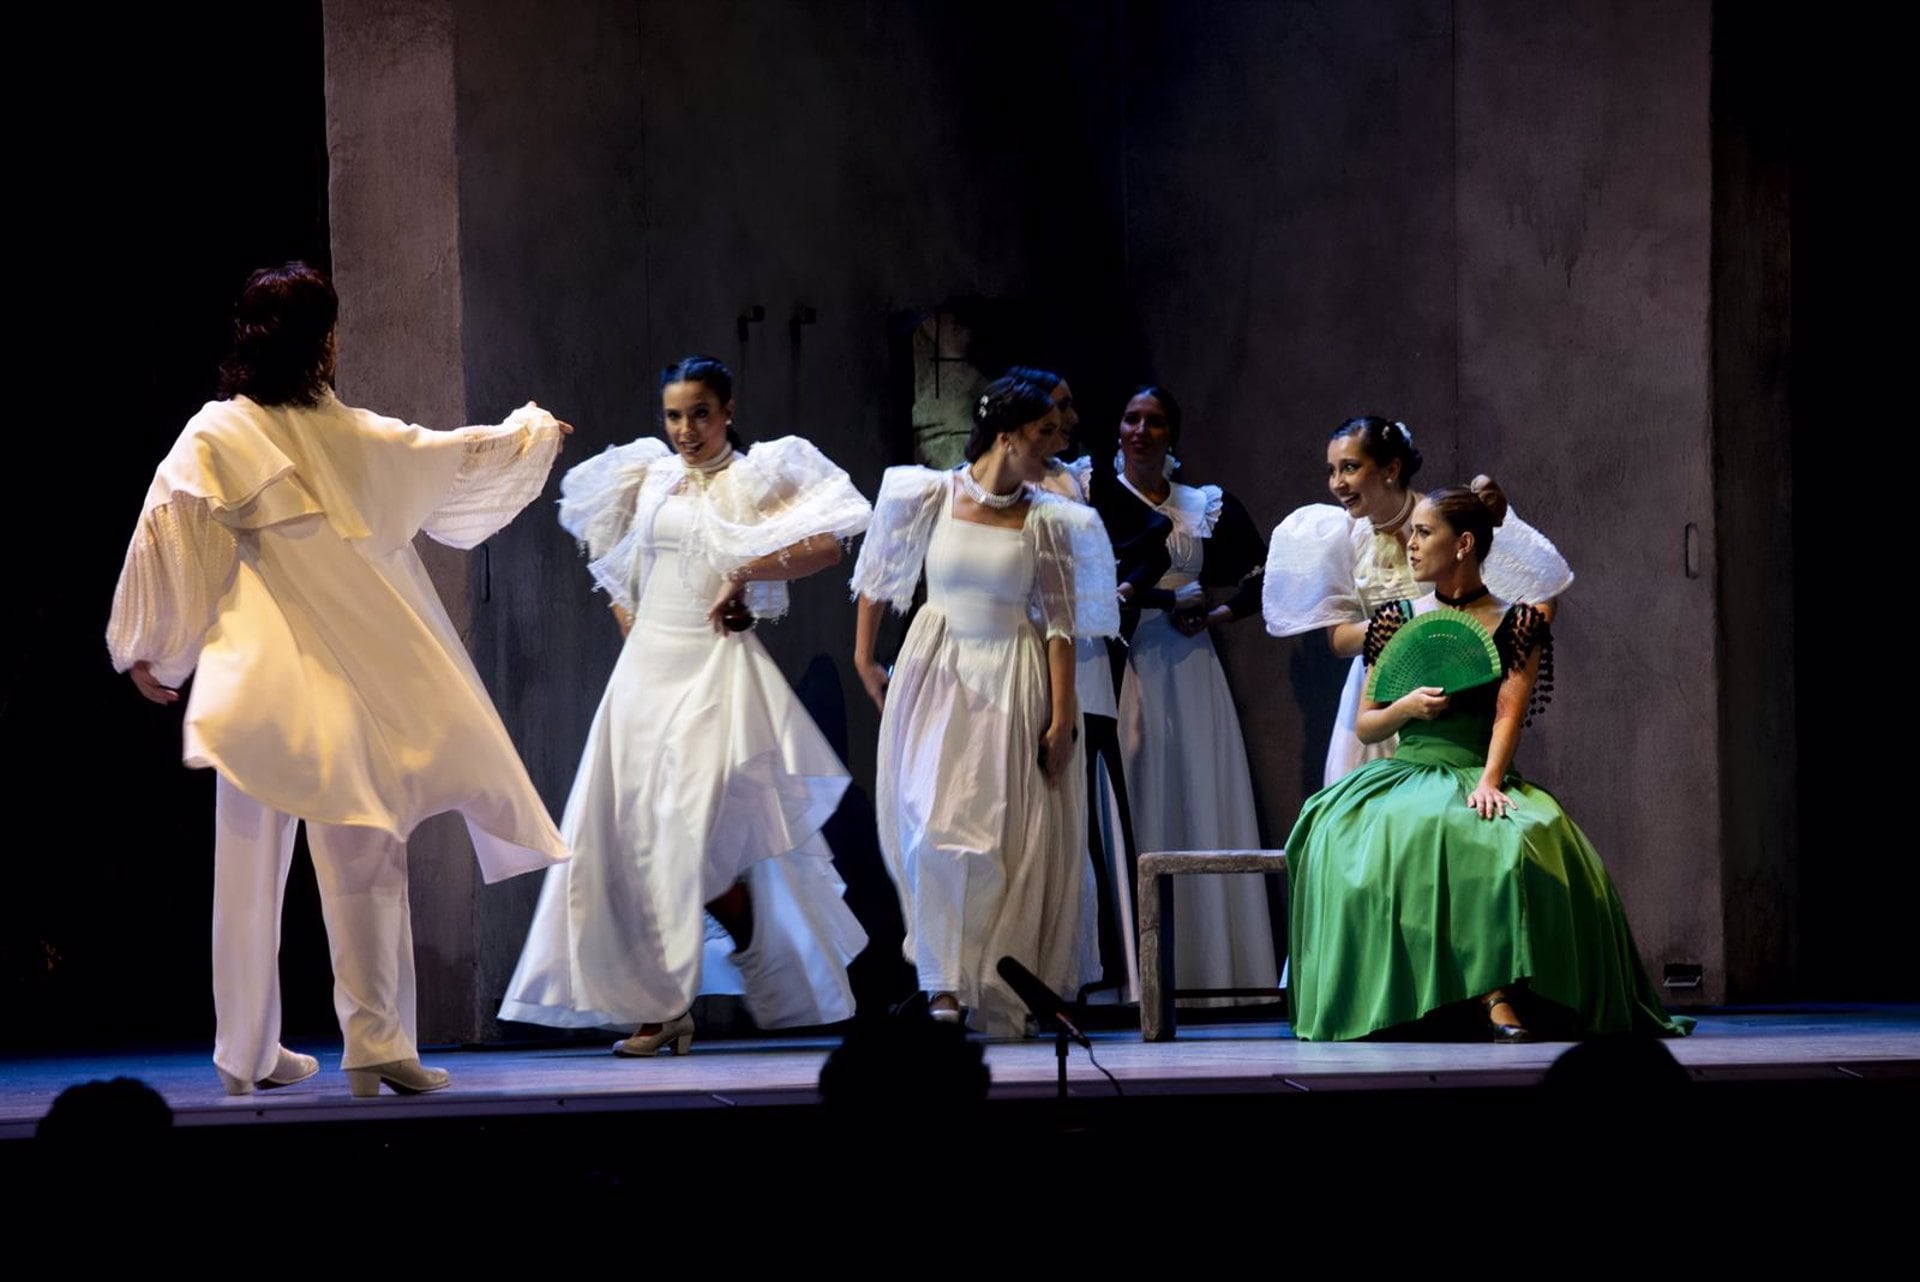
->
[1364,607,1504,703]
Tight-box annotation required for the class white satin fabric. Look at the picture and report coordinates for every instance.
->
[501,443,871,1030]
[855,472,1116,1034]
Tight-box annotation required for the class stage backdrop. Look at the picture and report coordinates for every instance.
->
[322,0,1783,1039]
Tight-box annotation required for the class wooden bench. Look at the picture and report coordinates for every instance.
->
[1137,848,1289,1041]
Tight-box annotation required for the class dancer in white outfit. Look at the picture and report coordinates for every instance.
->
[107,263,572,1097]
[1262,417,1573,786]
[501,357,872,1055]
[1106,386,1278,1004]
[853,375,1119,1034]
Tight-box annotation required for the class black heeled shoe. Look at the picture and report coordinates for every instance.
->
[1482,992,1533,1043]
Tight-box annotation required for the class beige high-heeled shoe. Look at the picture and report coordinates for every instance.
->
[345,1058,452,1098]
[613,1011,695,1058]
[928,993,965,1025]
[216,1045,321,1097]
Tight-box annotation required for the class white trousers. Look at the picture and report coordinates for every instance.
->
[212,775,418,1079]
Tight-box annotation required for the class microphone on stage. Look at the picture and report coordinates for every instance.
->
[995,955,1092,1049]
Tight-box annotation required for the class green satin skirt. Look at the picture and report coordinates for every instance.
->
[1283,732,1692,1042]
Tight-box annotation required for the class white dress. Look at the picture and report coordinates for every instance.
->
[1040,457,1120,723]
[500,436,873,1031]
[106,391,571,878]
[1263,502,1574,785]
[1117,481,1279,1002]
[851,468,1119,1035]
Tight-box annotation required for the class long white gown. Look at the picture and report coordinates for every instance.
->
[1262,502,1574,786]
[1115,480,1279,1003]
[500,436,873,1031]
[852,468,1119,1035]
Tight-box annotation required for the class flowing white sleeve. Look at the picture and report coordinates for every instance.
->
[700,437,873,622]
[556,438,670,614]
[1262,504,1363,636]
[1483,503,1574,604]
[418,404,566,550]
[848,467,945,613]
[105,493,239,687]
[1030,495,1120,641]
[706,436,874,557]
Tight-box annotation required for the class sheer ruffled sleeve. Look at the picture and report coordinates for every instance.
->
[1263,503,1362,636]
[848,466,946,613]
[105,492,240,687]
[1483,503,1574,605]
[1498,602,1556,725]
[1045,455,1094,502]
[1029,493,1121,641]
[553,437,670,614]
[706,436,873,557]
[557,438,669,558]
[418,404,566,549]
[1362,600,1413,669]
[695,436,872,622]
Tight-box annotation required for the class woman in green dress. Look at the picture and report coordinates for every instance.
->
[1283,482,1691,1042]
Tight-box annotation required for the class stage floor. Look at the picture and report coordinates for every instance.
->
[4,1007,1915,1137]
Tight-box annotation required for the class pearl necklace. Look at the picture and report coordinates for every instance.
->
[957,463,1026,509]
[1369,488,1415,533]
[682,444,734,474]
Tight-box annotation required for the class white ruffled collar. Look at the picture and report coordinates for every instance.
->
[1117,469,1222,540]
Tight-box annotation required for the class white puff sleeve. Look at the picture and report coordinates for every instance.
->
[557,437,671,614]
[1262,503,1362,636]
[699,436,873,621]
[1483,503,1575,604]
[1029,493,1121,641]
[848,466,946,613]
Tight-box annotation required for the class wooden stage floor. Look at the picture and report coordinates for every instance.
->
[4,1006,1915,1137]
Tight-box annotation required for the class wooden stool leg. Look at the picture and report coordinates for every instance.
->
[1139,871,1178,1042]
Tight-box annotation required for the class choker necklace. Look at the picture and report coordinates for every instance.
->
[1370,488,1415,533]
[958,463,1026,509]
[1435,584,1490,607]
[682,445,735,474]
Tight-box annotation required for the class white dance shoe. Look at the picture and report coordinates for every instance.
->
[216,1045,321,1097]
[613,1011,696,1057]
[345,1058,452,1098]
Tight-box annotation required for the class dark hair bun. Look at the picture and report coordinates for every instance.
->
[1469,474,1509,527]
[1332,416,1422,484]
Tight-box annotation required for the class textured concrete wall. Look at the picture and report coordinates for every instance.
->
[1119,0,1461,833]
[1116,0,1725,996]
[451,0,652,1036]
[323,0,483,1040]
[1454,0,1720,997]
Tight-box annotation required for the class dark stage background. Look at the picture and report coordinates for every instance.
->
[4,0,1908,1056]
